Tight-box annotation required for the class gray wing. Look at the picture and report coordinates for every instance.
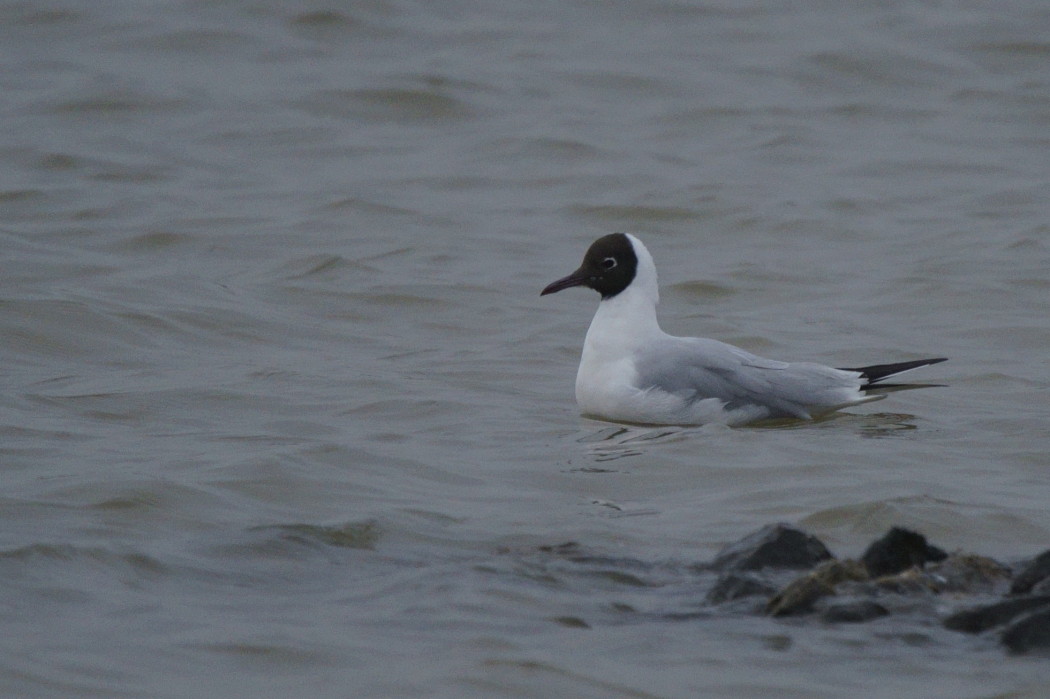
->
[634,337,866,419]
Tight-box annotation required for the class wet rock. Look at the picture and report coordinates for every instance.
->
[766,575,826,616]
[685,522,1050,655]
[1001,608,1050,654]
[861,527,947,577]
[711,523,833,572]
[856,555,1009,598]
[706,572,776,605]
[1009,550,1050,595]
[869,567,942,595]
[926,554,1011,594]
[943,596,1050,634]
[865,562,949,591]
[822,600,890,624]
[766,559,868,617]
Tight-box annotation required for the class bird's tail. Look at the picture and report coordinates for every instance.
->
[839,357,948,390]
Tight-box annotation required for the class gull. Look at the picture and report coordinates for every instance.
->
[541,233,946,426]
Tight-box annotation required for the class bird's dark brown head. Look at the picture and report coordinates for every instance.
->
[540,233,639,300]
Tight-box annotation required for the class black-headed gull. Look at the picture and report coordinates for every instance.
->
[541,233,946,426]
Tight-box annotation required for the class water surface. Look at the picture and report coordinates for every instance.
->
[2,1,1049,696]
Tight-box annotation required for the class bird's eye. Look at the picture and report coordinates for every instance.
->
[601,257,617,270]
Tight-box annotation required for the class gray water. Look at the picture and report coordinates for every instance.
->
[2,1,1049,696]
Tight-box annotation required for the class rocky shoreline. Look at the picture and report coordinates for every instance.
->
[698,523,1050,654]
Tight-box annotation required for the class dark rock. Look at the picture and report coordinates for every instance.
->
[1010,550,1050,595]
[1001,608,1050,654]
[706,573,776,605]
[944,596,1050,633]
[822,600,890,624]
[861,527,947,577]
[711,523,833,572]
[766,560,868,617]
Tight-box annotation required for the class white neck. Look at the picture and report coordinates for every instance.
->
[582,234,664,357]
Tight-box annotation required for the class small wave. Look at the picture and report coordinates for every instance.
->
[247,520,380,551]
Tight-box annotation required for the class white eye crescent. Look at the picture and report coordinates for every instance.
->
[601,257,617,270]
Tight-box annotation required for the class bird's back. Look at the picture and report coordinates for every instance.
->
[631,335,877,424]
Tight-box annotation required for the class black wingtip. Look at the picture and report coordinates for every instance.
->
[839,357,948,386]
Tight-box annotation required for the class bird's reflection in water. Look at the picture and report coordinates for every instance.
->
[753,411,922,438]
[574,422,709,463]
[573,411,921,466]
